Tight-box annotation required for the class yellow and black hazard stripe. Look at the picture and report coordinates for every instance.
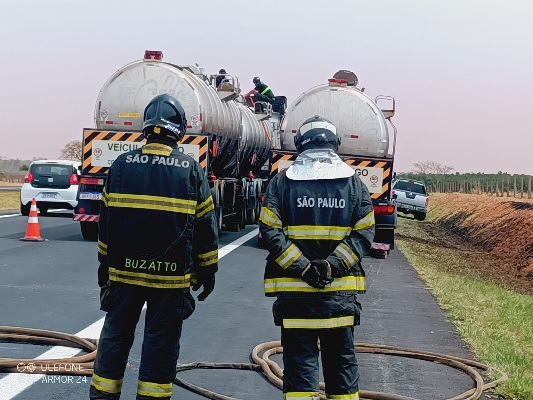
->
[269,151,393,201]
[179,135,208,170]
[82,130,209,175]
[82,130,145,175]
[269,152,296,179]
[343,158,393,200]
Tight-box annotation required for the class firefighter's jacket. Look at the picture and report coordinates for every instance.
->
[259,162,375,328]
[97,138,219,289]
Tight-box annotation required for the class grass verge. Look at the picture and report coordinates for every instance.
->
[397,217,533,399]
[0,191,20,211]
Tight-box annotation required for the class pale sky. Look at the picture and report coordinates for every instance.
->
[1,0,531,174]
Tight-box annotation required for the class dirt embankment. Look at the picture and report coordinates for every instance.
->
[403,193,533,295]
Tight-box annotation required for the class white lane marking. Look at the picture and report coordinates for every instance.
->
[218,228,258,259]
[0,227,260,399]
[0,214,21,219]
[0,209,68,219]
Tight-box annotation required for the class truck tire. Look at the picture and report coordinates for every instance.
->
[239,199,247,229]
[80,221,98,241]
[246,196,257,225]
[216,205,223,235]
[414,212,426,221]
[20,202,30,216]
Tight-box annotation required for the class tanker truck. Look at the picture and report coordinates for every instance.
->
[74,50,281,240]
[264,70,398,258]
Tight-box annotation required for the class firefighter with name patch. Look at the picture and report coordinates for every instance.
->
[90,94,219,400]
[259,115,375,400]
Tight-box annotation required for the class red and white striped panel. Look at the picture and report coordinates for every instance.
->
[371,242,390,251]
[73,214,100,222]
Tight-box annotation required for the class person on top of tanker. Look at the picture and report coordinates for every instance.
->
[90,94,219,400]
[243,76,275,104]
[259,115,375,400]
[215,68,229,88]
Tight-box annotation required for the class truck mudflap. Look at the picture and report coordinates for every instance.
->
[73,214,99,222]
[371,242,391,259]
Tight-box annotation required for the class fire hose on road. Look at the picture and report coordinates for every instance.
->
[0,326,508,400]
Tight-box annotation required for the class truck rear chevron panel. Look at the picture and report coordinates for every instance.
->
[179,135,208,170]
[82,130,208,174]
[82,130,145,175]
[269,152,393,200]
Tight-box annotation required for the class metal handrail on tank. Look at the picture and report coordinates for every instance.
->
[375,95,396,158]
[209,74,241,102]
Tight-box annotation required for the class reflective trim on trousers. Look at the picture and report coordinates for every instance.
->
[90,373,123,394]
[137,380,173,398]
[284,392,320,399]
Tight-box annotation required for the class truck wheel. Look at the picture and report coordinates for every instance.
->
[239,200,247,229]
[20,202,30,216]
[216,205,223,234]
[254,200,261,224]
[246,197,257,225]
[80,221,98,241]
[414,212,426,221]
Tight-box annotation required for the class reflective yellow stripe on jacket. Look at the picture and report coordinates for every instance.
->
[265,276,365,294]
[98,240,107,256]
[137,380,173,398]
[259,206,282,229]
[354,211,374,231]
[283,225,351,241]
[198,249,218,267]
[260,86,271,95]
[333,242,359,268]
[275,243,302,269]
[196,196,214,218]
[105,193,197,214]
[109,268,192,289]
[90,373,123,394]
[142,143,173,157]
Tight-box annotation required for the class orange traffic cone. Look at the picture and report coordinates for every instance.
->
[20,198,46,242]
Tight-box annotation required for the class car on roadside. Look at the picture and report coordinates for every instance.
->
[20,160,80,216]
[392,178,428,221]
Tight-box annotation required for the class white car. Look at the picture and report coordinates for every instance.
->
[20,160,81,216]
[392,178,428,221]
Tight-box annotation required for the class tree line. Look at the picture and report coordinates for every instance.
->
[398,161,532,198]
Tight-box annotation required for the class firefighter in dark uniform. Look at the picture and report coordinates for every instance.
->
[90,94,219,400]
[259,115,375,400]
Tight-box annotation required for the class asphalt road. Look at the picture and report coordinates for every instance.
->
[0,214,484,400]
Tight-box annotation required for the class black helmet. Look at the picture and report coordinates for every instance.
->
[219,68,227,74]
[253,77,261,85]
[294,115,341,153]
[142,94,187,142]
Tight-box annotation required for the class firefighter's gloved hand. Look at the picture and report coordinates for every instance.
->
[192,267,217,301]
[98,264,109,288]
[301,263,333,289]
[311,259,333,280]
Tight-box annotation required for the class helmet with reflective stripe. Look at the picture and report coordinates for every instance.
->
[294,115,341,153]
[143,94,187,142]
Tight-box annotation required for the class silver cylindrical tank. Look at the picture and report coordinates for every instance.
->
[235,103,273,176]
[279,82,389,157]
[94,58,270,177]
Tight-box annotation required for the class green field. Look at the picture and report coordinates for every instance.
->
[397,217,533,400]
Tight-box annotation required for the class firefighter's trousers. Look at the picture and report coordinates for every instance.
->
[90,282,195,400]
[281,326,359,400]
